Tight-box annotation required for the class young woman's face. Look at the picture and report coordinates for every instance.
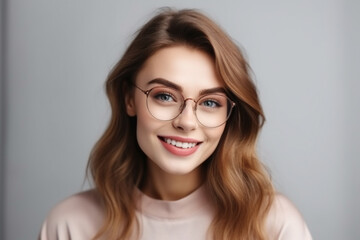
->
[126,46,226,178]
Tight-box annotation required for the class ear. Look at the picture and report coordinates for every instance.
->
[125,92,136,116]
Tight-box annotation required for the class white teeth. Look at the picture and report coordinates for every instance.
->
[164,138,197,149]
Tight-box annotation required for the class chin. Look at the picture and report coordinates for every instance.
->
[155,159,204,176]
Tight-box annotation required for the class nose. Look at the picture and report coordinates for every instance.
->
[172,99,198,131]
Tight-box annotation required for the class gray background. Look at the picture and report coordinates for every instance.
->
[1,0,359,239]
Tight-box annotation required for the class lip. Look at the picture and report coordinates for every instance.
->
[158,136,202,156]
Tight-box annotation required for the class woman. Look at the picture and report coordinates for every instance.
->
[40,8,312,240]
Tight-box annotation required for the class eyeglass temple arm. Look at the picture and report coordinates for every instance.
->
[133,84,149,95]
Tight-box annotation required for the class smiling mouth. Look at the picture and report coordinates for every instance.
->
[159,137,201,149]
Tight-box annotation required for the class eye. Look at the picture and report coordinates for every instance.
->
[155,92,175,102]
[149,87,182,106]
[200,99,221,108]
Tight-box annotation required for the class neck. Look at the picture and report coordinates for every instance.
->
[141,160,205,201]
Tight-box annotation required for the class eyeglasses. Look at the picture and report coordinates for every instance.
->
[134,84,235,128]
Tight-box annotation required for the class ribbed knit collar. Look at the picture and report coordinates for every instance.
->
[135,185,213,219]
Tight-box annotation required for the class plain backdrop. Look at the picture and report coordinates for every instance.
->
[1,0,359,239]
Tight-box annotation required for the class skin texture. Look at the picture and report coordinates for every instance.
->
[125,46,226,200]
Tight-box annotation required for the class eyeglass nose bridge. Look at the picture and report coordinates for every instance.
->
[179,97,198,114]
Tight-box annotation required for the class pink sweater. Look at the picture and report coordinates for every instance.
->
[39,186,312,239]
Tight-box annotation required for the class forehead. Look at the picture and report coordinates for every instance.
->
[135,46,223,95]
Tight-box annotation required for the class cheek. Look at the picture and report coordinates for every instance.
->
[208,125,226,144]
[203,125,226,157]
[134,104,160,150]
[136,109,153,137]
[134,97,153,129]
[135,116,152,157]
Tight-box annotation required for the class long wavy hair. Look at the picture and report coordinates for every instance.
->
[88,8,274,240]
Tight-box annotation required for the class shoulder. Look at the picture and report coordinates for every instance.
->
[45,189,104,224]
[39,189,104,240]
[265,193,312,240]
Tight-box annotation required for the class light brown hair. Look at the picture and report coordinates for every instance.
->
[88,8,274,240]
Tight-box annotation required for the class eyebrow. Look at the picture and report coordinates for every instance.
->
[147,78,182,91]
[147,78,226,95]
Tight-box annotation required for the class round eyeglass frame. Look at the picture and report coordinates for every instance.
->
[133,84,236,128]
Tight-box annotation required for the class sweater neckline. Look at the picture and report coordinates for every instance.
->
[135,185,213,219]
